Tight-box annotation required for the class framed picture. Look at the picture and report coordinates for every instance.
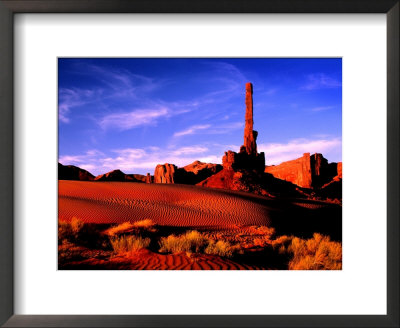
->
[0,0,398,327]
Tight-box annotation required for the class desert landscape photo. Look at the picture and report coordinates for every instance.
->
[58,58,342,270]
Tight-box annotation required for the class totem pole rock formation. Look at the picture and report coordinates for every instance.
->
[222,83,265,172]
[243,82,257,155]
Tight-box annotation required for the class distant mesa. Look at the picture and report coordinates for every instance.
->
[95,170,154,183]
[154,161,222,185]
[58,163,94,181]
[58,164,154,183]
[95,169,133,182]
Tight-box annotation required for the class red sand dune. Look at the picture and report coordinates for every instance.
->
[59,181,274,226]
[65,250,261,270]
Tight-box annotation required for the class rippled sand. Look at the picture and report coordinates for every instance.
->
[58,181,273,227]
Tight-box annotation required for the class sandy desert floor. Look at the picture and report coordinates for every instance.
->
[58,181,342,270]
[59,181,274,226]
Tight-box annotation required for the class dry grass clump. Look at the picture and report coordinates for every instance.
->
[58,220,72,244]
[133,219,155,229]
[104,222,134,236]
[58,217,85,244]
[287,233,342,270]
[70,217,84,236]
[205,240,235,258]
[110,235,151,254]
[159,230,237,258]
[159,231,208,254]
[104,219,156,236]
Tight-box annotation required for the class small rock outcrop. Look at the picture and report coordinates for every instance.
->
[146,173,152,183]
[154,164,178,184]
[154,161,222,184]
[183,161,222,183]
[58,162,95,181]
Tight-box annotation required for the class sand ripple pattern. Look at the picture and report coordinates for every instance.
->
[58,181,271,226]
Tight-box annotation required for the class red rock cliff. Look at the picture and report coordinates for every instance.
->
[265,153,341,189]
[265,153,313,188]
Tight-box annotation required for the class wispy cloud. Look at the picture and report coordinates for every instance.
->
[311,105,336,112]
[173,122,243,138]
[301,73,341,90]
[59,61,251,127]
[264,88,278,96]
[99,107,170,131]
[259,137,342,165]
[59,149,105,165]
[172,146,209,155]
[89,65,162,96]
[58,88,104,123]
[58,65,164,124]
[207,122,243,135]
[173,125,211,137]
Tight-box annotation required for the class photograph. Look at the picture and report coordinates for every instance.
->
[58,58,342,270]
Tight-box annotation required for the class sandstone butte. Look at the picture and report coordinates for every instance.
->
[265,153,341,189]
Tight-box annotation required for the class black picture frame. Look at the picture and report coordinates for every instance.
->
[0,1,398,327]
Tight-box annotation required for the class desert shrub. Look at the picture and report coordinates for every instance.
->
[59,217,108,249]
[159,230,209,254]
[159,231,238,258]
[58,217,85,243]
[205,240,234,258]
[70,217,85,238]
[58,220,73,244]
[287,233,342,270]
[110,235,151,254]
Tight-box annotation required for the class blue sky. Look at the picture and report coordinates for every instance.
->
[58,58,342,176]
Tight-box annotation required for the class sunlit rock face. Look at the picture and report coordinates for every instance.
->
[243,82,257,156]
[265,153,341,189]
[154,164,177,184]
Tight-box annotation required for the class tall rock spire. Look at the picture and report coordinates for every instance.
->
[243,82,257,155]
[222,82,265,172]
